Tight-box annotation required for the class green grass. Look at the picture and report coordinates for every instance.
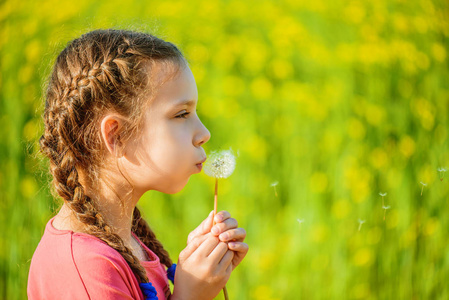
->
[1,0,449,299]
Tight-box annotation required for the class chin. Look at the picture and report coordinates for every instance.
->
[158,177,190,194]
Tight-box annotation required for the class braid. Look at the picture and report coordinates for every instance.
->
[56,149,150,282]
[41,83,150,284]
[40,29,184,283]
[132,207,173,268]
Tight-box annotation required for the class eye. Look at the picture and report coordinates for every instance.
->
[175,112,190,119]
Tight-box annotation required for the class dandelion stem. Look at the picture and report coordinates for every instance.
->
[212,177,229,300]
[421,186,424,196]
[213,178,218,226]
[274,186,278,197]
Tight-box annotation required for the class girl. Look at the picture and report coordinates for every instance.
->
[27,29,248,300]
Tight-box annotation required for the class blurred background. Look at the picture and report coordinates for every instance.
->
[1,0,449,299]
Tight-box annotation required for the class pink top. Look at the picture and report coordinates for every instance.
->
[27,216,171,299]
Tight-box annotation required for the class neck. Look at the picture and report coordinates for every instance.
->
[57,179,145,247]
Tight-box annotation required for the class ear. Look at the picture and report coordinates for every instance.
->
[100,115,124,157]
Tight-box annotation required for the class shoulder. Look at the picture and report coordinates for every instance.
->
[70,233,141,298]
[71,233,127,266]
[28,222,140,299]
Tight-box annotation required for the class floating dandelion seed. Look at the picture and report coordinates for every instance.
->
[271,181,279,197]
[379,192,387,206]
[297,218,304,231]
[420,182,427,196]
[382,205,391,221]
[203,149,236,300]
[358,219,366,232]
[438,168,447,181]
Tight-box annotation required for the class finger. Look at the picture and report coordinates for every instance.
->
[187,211,214,244]
[211,218,238,236]
[218,228,246,242]
[180,234,209,260]
[201,211,215,232]
[226,257,233,275]
[230,242,249,271]
[207,241,229,262]
[228,242,249,254]
[213,210,231,224]
[193,235,221,258]
[218,249,234,270]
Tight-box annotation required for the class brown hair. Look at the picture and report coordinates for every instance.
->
[39,29,185,283]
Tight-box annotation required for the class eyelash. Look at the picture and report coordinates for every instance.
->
[175,112,190,119]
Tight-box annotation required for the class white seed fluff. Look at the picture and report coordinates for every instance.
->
[204,149,236,179]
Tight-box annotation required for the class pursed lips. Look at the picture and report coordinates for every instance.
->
[196,157,207,171]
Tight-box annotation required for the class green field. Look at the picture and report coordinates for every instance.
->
[1,0,449,299]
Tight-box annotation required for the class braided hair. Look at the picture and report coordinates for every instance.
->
[39,29,184,283]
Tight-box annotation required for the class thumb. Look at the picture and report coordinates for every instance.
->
[202,210,214,233]
[187,211,214,244]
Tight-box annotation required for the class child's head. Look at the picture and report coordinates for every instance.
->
[39,29,210,283]
[110,62,210,195]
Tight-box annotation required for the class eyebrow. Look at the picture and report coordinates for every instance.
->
[173,99,196,107]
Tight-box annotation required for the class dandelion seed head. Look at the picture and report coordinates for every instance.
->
[297,218,304,224]
[271,181,279,187]
[203,148,236,179]
[438,167,447,172]
[379,192,387,197]
[382,205,391,210]
[420,182,427,186]
[358,219,366,224]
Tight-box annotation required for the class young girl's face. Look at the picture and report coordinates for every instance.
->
[121,63,210,195]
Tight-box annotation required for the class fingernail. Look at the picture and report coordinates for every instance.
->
[229,242,236,248]
[209,210,214,217]
[219,233,229,241]
[211,226,219,235]
[215,215,223,222]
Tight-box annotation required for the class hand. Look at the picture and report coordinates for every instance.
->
[187,210,249,271]
[172,233,234,300]
[211,211,248,271]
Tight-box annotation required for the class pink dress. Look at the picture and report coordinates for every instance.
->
[27,216,171,299]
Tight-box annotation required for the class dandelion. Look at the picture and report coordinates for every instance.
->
[271,181,279,197]
[382,205,391,221]
[438,167,447,181]
[379,192,387,206]
[203,148,237,223]
[204,149,236,179]
[203,148,236,300]
[420,182,427,196]
[357,219,366,231]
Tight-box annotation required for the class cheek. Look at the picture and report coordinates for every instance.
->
[146,128,192,170]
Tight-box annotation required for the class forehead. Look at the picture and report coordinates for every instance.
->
[145,61,198,109]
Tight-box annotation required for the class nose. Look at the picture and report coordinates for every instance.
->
[194,119,211,147]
